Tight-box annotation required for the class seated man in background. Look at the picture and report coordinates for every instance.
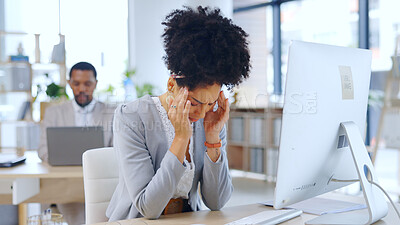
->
[38,61,115,225]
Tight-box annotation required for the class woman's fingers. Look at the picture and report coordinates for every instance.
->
[215,93,229,124]
[169,87,192,140]
[217,91,223,106]
[177,88,188,114]
[210,102,217,112]
[168,87,191,136]
[222,98,230,120]
[168,88,182,121]
[171,87,183,109]
[183,100,191,119]
[217,91,226,112]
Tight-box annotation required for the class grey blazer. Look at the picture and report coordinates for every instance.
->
[106,95,233,220]
[38,100,115,162]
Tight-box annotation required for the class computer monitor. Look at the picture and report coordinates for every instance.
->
[274,41,388,224]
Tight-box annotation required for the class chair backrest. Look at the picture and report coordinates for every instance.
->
[82,147,118,224]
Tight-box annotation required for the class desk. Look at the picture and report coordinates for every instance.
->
[93,193,399,225]
[0,151,84,224]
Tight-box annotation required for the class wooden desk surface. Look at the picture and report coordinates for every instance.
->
[94,193,399,225]
[0,151,84,204]
[0,151,83,179]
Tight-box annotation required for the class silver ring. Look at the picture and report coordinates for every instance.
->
[171,105,177,108]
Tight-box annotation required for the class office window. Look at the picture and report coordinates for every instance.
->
[233,4,269,107]
[278,0,357,93]
[60,0,128,97]
[369,0,400,71]
[233,0,359,101]
[3,0,128,101]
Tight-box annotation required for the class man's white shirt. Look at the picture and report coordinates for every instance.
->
[71,99,97,126]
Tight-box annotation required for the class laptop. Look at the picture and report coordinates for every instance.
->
[0,153,26,167]
[47,126,104,166]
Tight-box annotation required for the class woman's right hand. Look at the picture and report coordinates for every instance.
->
[168,87,192,142]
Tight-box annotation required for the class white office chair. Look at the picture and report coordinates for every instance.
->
[82,147,118,224]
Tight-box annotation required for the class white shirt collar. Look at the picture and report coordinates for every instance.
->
[72,99,97,114]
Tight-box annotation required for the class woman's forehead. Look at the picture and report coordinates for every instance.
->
[188,84,220,104]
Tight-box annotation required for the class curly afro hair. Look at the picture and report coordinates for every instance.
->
[162,6,251,91]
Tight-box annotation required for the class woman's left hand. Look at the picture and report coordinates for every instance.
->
[204,91,229,142]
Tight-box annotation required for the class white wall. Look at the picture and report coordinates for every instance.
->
[128,0,233,95]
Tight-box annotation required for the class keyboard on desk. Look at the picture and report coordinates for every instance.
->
[226,209,303,225]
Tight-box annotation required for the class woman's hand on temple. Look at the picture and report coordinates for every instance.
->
[168,87,192,163]
[204,91,229,142]
[168,87,192,140]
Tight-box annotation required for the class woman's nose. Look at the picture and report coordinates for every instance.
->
[198,105,208,119]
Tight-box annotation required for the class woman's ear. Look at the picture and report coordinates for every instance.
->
[167,77,178,94]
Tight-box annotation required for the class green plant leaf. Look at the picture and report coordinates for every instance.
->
[135,83,154,98]
[368,90,384,109]
[124,69,136,79]
[45,82,69,99]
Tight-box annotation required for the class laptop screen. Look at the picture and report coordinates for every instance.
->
[47,126,104,166]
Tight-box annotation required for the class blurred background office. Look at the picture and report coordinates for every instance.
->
[1,0,400,224]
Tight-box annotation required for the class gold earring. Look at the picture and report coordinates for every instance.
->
[166,90,174,105]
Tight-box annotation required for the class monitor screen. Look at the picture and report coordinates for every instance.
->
[273,41,387,224]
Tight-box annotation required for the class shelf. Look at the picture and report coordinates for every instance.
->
[31,62,65,69]
[229,106,283,113]
[0,32,66,124]
[248,144,267,148]
[227,143,268,149]
[0,90,31,94]
[0,31,27,36]
[0,61,30,65]
[227,141,246,146]
[226,107,282,178]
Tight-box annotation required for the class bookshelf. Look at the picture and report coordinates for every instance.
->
[0,61,33,121]
[227,106,283,181]
[0,32,66,150]
[0,61,38,151]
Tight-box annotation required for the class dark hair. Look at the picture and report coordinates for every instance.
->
[69,62,97,79]
[162,6,250,91]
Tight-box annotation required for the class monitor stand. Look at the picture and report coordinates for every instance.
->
[306,121,388,225]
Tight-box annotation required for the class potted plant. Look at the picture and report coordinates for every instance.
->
[35,73,69,121]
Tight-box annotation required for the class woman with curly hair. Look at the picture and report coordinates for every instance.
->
[106,6,250,221]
